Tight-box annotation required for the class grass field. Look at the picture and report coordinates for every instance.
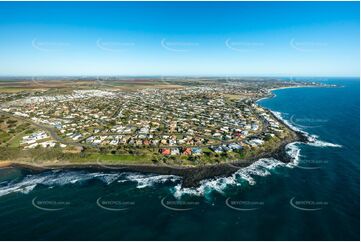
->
[0,79,185,92]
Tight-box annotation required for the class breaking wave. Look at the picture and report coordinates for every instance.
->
[0,170,180,197]
[118,173,181,188]
[285,142,302,166]
[305,135,343,148]
[271,111,342,148]
[0,170,122,197]
[271,111,305,134]
[172,158,290,199]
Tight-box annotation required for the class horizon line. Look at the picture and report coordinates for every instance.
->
[0,75,359,78]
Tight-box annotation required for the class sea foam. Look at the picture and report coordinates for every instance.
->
[0,171,120,197]
[0,170,181,197]
[118,173,181,188]
[308,141,342,148]
[271,111,342,148]
[172,158,289,199]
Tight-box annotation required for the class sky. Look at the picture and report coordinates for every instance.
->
[0,1,359,77]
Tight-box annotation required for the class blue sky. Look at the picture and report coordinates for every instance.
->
[0,1,359,77]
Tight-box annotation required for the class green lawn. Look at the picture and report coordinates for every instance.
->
[73,153,155,165]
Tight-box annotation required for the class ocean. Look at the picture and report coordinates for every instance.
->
[0,77,359,240]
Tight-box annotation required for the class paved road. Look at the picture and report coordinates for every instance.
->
[0,111,83,148]
[0,101,272,151]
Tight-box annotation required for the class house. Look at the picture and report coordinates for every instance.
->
[110,140,118,145]
[228,143,243,151]
[241,130,248,136]
[220,126,229,132]
[221,144,231,152]
[171,148,180,156]
[72,134,82,140]
[151,140,159,146]
[224,135,232,140]
[39,141,56,148]
[210,146,223,153]
[139,127,149,134]
[192,147,202,155]
[247,138,264,147]
[161,148,171,156]
[182,147,192,155]
[178,139,185,145]
[213,132,222,137]
[169,139,177,146]
[93,139,101,145]
[138,134,147,139]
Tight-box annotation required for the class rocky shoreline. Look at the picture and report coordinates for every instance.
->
[2,123,309,188]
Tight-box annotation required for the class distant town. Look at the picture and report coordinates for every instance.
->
[0,77,322,168]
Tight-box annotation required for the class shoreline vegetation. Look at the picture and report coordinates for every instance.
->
[0,131,308,188]
[0,83,314,187]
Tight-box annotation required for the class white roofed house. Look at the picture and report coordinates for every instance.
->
[110,139,119,146]
[170,148,180,156]
[251,124,259,131]
[93,139,102,145]
[213,132,222,138]
[247,138,264,147]
[39,140,56,148]
[72,134,83,140]
[169,139,177,146]
[24,143,39,149]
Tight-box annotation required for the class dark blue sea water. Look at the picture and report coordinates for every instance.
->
[0,78,359,240]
